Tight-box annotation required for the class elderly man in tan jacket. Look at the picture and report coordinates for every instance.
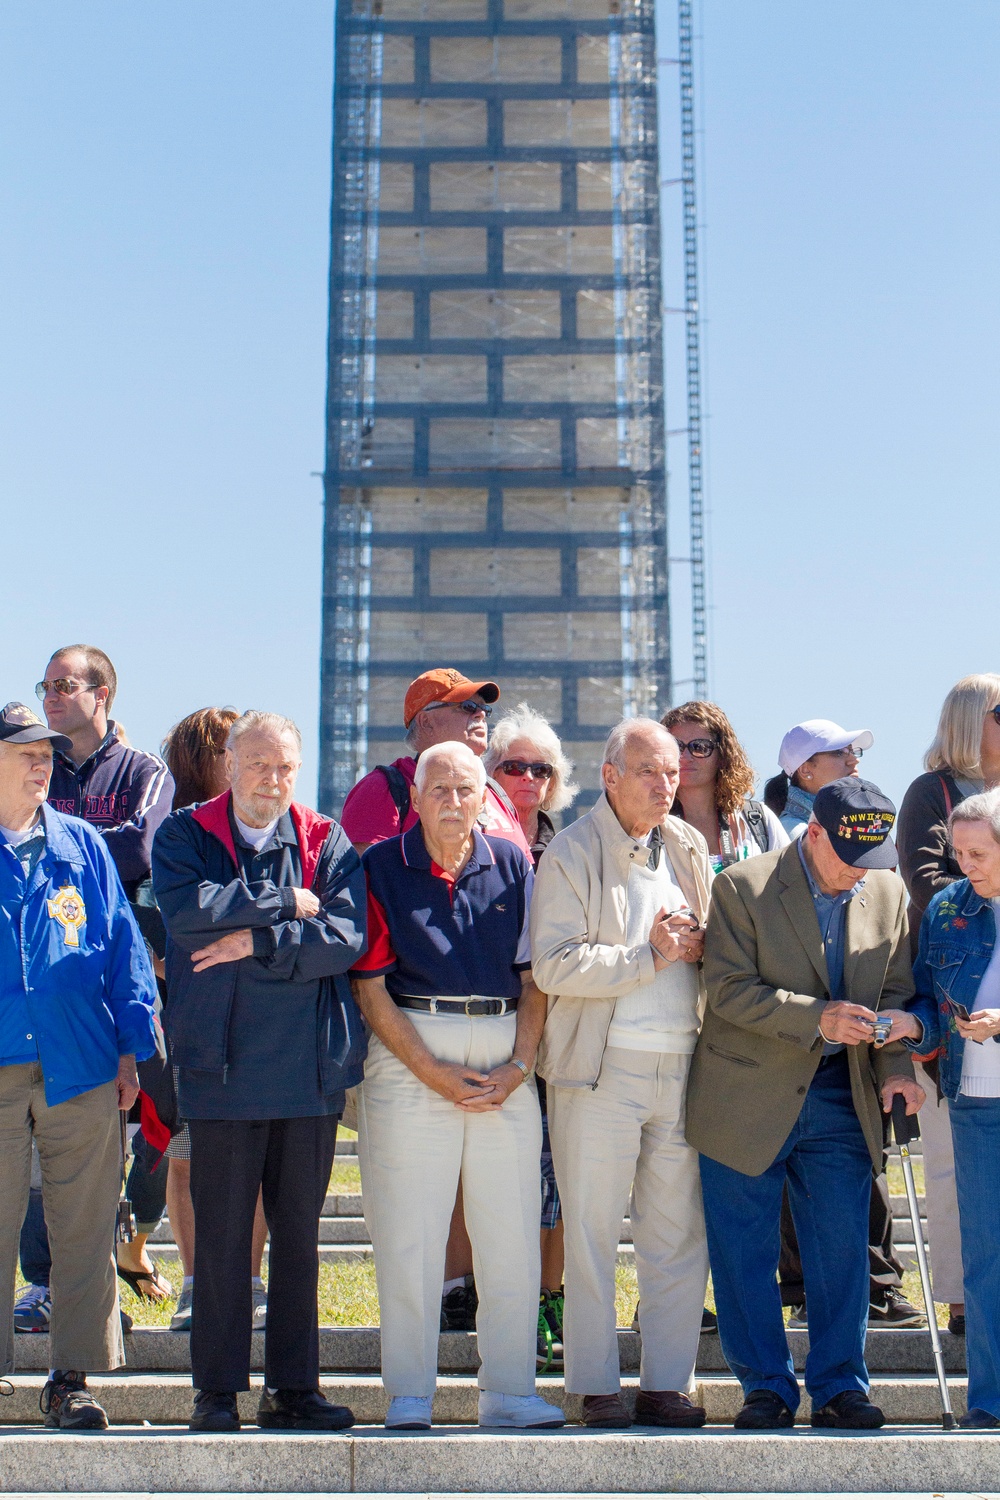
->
[687,776,923,1432]
[531,718,713,1430]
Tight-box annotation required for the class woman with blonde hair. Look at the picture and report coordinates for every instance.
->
[896,672,1000,1339]
[484,702,578,863]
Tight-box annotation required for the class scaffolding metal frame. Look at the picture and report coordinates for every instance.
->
[320,0,670,813]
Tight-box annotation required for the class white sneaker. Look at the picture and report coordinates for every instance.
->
[478,1391,565,1429]
[385,1395,433,1430]
[251,1284,267,1332]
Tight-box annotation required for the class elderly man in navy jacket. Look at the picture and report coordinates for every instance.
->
[352,740,563,1433]
[152,711,366,1434]
[0,702,157,1430]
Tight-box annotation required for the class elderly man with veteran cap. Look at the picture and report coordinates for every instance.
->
[0,703,158,1428]
[686,777,924,1430]
[351,740,563,1432]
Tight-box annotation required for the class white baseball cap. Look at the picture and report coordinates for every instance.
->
[778,719,874,777]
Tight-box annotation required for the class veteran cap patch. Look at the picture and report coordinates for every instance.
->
[812,777,898,870]
[0,702,72,754]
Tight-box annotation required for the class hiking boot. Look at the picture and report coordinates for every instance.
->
[440,1274,478,1331]
[39,1373,108,1431]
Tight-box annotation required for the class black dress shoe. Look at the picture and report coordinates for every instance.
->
[190,1390,240,1432]
[257,1388,355,1431]
[733,1389,795,1429]
[948,1312,966,1338]
[959,1407,1000,1428]
[811,1389,884,1429]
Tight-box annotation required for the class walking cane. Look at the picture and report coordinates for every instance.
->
[116,1110,136,1246]
[891,1095,954,1429]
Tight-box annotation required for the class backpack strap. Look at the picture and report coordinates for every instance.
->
[742,799,771,855]
[938,774,954,818]
[376,765,413,831]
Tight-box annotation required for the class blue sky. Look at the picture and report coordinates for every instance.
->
[2,2,997,808]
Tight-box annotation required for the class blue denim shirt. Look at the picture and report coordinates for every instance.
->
[905,877,1000,1100]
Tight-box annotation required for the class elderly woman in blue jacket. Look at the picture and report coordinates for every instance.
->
[898,785,1000,1429]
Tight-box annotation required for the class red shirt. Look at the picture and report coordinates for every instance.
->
[340,755,531,858]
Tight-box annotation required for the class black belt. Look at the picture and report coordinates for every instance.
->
[395,995,518,1017]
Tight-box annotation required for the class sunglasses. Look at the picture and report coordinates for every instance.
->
[675,737,718,759]
[498,759,553,780]
[991,706,1000,726]
[424,699,493,719]
[818,745,864,761]
[35,679,100,700]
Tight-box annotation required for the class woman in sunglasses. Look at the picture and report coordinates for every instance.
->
[484,703,579,865]
[762,719,873,840]
[484,704,578,1370]
[661,701,788,876]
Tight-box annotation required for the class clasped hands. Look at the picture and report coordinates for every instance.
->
[424,1058,527,1112]
[649,906,704,969]
[190,887,320,972]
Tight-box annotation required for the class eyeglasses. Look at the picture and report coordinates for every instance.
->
[674,737,718,759]
[498,759,554,780]
[35,679,100,700]
[423,699,493,719]
[819,745,864,761]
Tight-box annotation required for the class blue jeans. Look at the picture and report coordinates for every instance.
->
[948,1094,1000,1419]
[699,1052,873,1412]
[19,1188,49,1288]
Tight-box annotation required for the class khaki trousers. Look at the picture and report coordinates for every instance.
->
[0,1063,124,1375]
[914,1060,965,1304]
[358,1012,542,1399]
[549,1047,708,1396]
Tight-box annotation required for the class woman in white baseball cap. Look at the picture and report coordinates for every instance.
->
[763,719,874,840]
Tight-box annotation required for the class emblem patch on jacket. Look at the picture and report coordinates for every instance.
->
[47,885,87,947]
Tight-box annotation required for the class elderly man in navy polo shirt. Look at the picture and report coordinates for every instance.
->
[352,741,563,1433]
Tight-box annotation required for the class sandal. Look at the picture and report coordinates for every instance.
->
[116,1261,173,1302]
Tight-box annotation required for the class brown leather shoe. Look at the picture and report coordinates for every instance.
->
[581,1392,633,1428]
[634,1389,706,1428]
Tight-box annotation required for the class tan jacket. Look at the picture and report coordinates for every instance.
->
[532,794,713,1088]
[685,841,916,1176]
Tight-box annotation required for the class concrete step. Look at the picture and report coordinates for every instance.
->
[0,1425,991,1495]
[10,1326,970,1375]
[0,1372,971,1426]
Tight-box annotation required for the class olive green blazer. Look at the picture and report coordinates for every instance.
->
[685,841,915,1176]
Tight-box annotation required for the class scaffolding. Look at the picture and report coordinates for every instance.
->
[320,0,670,815]
[677,0,706,698]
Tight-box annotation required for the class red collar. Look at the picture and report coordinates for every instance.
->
[191,791,332,889]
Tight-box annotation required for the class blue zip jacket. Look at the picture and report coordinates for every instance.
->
[151,792,367,1118]
[905,877,1000,1099]
[0,804,159,1106]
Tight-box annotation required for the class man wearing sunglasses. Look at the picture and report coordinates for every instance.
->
[341,669,531,862]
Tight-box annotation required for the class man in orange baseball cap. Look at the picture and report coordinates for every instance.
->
[341,669,528,860]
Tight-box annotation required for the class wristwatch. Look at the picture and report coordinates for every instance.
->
[509,1058,530,1078]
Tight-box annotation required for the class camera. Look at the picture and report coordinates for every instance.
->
[869,1015,892,1046]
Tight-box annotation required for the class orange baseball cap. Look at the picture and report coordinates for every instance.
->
[403,668,500,728]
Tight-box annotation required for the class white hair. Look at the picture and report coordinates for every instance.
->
[226,710,302,754]
[483,702,579,814]
[603,717,677,774]
[413,740,486,795]
[950,786,1000,846]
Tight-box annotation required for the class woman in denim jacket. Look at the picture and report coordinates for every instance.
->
[900,786,1000,1428]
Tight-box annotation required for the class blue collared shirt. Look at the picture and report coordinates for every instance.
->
[798,840,865,1055]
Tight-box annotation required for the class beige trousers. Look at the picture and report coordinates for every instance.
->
[549,1047,708,1396]
[357,1012,542,1398]
[914,1060,965,1304]
[0,1063,124,1375]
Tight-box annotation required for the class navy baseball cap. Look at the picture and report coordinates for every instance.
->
[0,702,72,754]
[812,777,897,869]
